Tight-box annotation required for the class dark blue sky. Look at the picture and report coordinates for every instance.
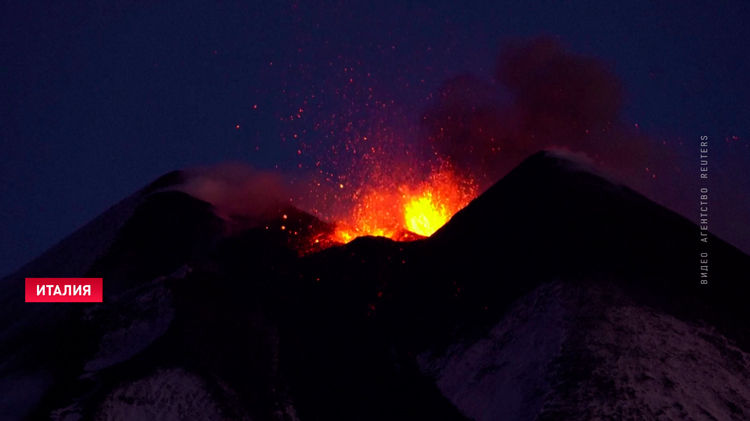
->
[2,0,748,277]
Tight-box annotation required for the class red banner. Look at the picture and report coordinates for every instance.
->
[25,278,103,302]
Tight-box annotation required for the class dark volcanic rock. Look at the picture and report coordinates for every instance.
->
[1,150,748,420]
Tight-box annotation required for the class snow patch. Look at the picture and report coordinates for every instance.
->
[544,302,750,420]
[418,280,567,421]
[420,280,750,420]
[95,368,224,421]
[84,284,174,372]
[50,402,83,421]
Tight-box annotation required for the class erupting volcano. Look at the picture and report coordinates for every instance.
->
[4,0,750,418]
[331,164,478,243]
[3,151,749,421]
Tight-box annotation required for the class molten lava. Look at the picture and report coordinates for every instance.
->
[404,194,448,237]
[332,167,476,243]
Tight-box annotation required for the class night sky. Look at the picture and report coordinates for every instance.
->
[2,0,749,277]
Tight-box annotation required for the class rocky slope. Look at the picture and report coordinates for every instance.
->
[1,151,748,420]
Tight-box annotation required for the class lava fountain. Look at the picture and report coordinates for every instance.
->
[332,164,477,243]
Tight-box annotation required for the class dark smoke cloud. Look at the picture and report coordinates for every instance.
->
[422,36,750,255]
[423,36,673,192]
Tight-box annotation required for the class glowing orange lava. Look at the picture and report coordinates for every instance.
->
[332,167,476,243]
[404,193,448,237]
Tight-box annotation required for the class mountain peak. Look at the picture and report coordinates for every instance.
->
[2,151,749,420]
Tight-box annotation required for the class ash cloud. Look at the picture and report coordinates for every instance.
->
[422,36,673,193]
[422,36,750,255]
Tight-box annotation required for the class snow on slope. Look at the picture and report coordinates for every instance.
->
[94,368,224,421]
[418,281,567,421]
[83,278,176,372]
[419,280,750,421]
[0,193,146,420]
[541,292,750,420]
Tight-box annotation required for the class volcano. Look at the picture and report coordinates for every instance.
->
[1,151,749,421]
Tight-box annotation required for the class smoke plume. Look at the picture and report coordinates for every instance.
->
[423,36,673,193]
[176,163,291,224]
